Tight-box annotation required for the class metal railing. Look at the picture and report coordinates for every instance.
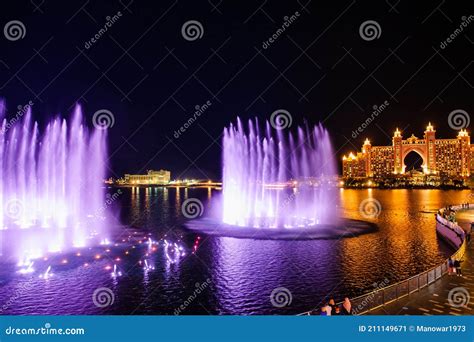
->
[298,204,470,316]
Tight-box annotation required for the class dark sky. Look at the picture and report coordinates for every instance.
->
[0,1,472,180]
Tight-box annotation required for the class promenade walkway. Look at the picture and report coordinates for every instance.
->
[368,214,474,315]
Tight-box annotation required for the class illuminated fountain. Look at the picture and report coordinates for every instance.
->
[186,117,376,239]
[0,102,109,265]
[223,118,336,228]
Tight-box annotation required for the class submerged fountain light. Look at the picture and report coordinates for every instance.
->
[39,265,53,279]
[111,264,122,278]
[143,259,155,271]
[18,260,34,274]
[164,239,185,263]
[0,101,109,263]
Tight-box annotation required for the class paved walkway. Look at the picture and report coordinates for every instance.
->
[368,217,474,315]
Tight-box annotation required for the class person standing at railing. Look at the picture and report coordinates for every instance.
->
[321,303,332,316]
[454,259,463,277]
[328,298,337,315]
[448,257,454,275]
[342,297,352,315]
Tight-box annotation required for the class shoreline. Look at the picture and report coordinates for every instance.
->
[299,203,472,316]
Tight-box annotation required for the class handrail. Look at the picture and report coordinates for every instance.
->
[298,203,471,316]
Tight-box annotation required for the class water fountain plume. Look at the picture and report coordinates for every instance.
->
[186,117,376,239]
[0,103,109,263]
[222,117,337,229]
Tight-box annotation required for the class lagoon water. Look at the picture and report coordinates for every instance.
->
[0,188,471,315]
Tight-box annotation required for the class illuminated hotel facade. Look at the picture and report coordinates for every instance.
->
[342,123,473,179]
[123,169,171,185]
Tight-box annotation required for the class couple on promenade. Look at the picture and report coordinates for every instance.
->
[448,257,463,276]
[320,297,352,316]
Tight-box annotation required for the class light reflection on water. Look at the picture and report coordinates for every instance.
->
[0,188,471,315]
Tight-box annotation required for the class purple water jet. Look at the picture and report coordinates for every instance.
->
[0,102,109,264]
[186,117,376,239]
[222,118,338,229]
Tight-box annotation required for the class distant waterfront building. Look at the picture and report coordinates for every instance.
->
[342,123,472,179]
[123,170,171,185]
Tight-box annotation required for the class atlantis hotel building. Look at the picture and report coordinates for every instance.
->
[342,123,473,179]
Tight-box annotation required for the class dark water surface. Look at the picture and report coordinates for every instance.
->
[0,188,472,315]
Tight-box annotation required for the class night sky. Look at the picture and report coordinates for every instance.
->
[0,1,472,180]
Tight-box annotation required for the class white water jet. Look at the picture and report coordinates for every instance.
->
[222,117,337,228]
[0,101,109,263]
